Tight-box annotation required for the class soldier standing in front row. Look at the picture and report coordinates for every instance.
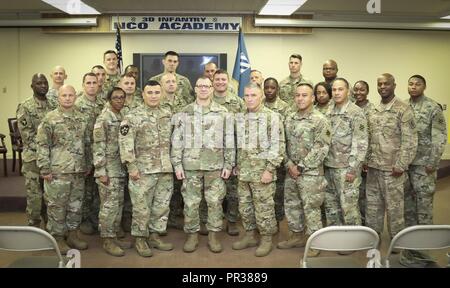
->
[277,83,331,258]
[36,85,91,254]
[119,80,174,257]
[404,75,447,227]
[365,73,418,239]
[17,73,57,228]
[232,83,285,257]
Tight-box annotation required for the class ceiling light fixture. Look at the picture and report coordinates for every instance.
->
[259,0,308,16]
[41,0,100,15]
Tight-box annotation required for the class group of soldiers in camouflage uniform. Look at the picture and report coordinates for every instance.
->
[16,51,447,259]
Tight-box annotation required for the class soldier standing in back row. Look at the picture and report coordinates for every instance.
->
[17,73,57,228]
[279,54,313,105]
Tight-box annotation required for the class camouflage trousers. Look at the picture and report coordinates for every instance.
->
[324,167,362,226]
[182,170,226,233]
[81,175,99,227]
[128,173,173,237]
[359,171,368,225]
[284,174,325,236]
[224,175,239,222]
[237,180,277,236]
[43,173,85,237]
[404,165,437,226]
[97,177,125,238]
[22,161,46,225]
[366,168,405,238]
[274,167,286,222]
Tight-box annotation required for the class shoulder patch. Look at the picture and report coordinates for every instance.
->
[120,124,129,136]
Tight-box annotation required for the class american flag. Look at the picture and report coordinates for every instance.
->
[115,21,123,74]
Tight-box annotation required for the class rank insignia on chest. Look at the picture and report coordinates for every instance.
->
[21,119,27,126]
[120,124,129,136]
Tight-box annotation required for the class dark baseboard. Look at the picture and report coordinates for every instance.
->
[0,197,26,212]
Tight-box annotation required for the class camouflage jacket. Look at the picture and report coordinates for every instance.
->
[103,73,121,94]
[367,96,418,171]
[314,101,333,115]
[357,101,375,116]
[236,105,285,182]
[150,73,194,104]
[279,75,313,104]
[36,107,90,175]
[119,105,173,175]
[324,101,368,174]
[160,92,188,115]
[93,106,126,178]
[212,92,245,114]
[264,97,290,119]
[408,95,447,169]
[46,87,59,103]
[16,95,57,162]
[284,108,331,176]
[121,94,144,116]
[171,100,235,172]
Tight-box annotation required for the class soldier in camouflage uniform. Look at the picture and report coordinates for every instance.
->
[171,77,235,253]
[149,51,194,104]
[203,62,237,95]
[119,80,174,257]
[103,50,121,94]
[125,64,143,101]
[36,85,90,254]
[75,73,105,235]
[232,83,285,257]
[277,83,331,258]
[263,77,289,226]
[324,78,368,228]
[17,73,57,227]
[279,54,313,105]
[94,87,133,257]
[212,69,246,236]
[353,80,375,225]
[404,75,447,226]
[250,70,264,86]
[366,73,418,239]
[314,82,333,115]
[322,60,338,85]
[46,65,67,103]
[91,65,109,103]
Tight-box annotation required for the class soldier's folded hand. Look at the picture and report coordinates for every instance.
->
[288,164,300,180]
[221,169,231,180]
[129,170,141,181]
[175,170,185,180]
[391,167,404,177]
[99,175,109,186]
[261,170,273,184]
[42,173,53,182]
[345,173,356,183]
[425,165,435,174]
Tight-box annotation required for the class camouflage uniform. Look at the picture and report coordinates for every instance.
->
[314,101,332,115]
[324,101,368,226]
[279,75,313,105]
[264,97,290,222]
[357,101,375,225]
[36,108,90,237]
[212,92,246,224]
[150,73,194,104]
[171,101,235,233]
[75,94,105,229]
[93,105,127,238]
[236,105,285,236]
[366,96,418,237]
[121,94,144,116]
[404,96,447,226]
[103,73,121,94]
[46,87,59,103]
[284,108,331,235]
[16,95,57,225]
[160,92,188,114]
[119,105,173,237]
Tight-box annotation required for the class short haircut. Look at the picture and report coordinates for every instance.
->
[251,69,261,74]
[196,76,212,84]
[125,64,138,71]
[264,77,279,88]
[107,87,126,101]
[82,72,97,83]
[103,50,118,59]
[409,74,426,86]
[205,62,217,68]
[120,72,136,81]
[354,80,370,92]
[379,73,395,84]
[143,80,161,90]
[332,77,350,89]
[297,83,314,91]
[244,82,263,94]
[314,82,332,98]
[213,69,229,79]
[91,65,105,71]
[164,51,179,59]
[290,54,303,62]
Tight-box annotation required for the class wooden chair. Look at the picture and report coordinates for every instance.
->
[7,118,23,175]
[0,133,7,176]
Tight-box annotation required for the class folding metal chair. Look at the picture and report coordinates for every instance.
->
[385,225,450,268]
[301,226,380,268]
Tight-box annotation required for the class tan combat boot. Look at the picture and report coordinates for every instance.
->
[255,235,273,257]
[79,221,95,235]
[277,231,307,249]
[66,230,88,250]
[103,238,125,257]
[307,248,321,257]
[226,221,239,236]
[114,238,132,249]
[207,232,222,253]
[148,233,174,251]
[183,233,199,253]
[232,230,258,250]
[135,237,153,257]
[116,226,126,239]
[54,236,70,255]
